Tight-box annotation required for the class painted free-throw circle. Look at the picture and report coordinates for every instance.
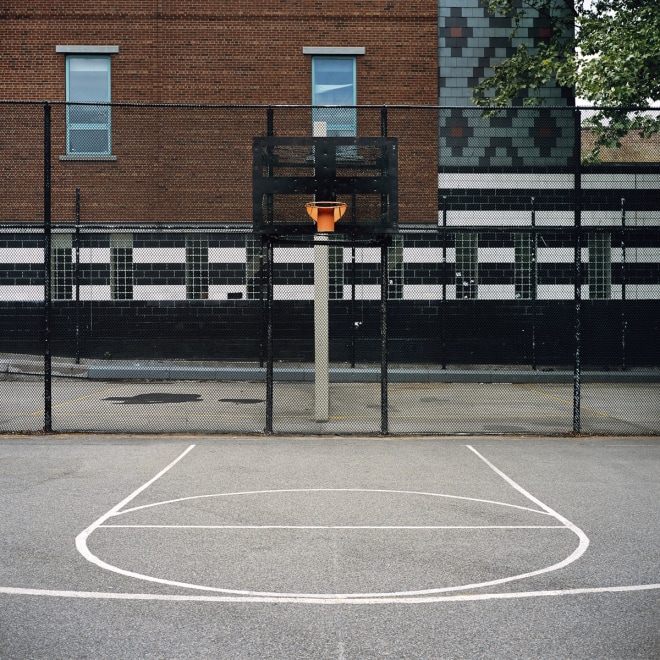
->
[81,488,588,600]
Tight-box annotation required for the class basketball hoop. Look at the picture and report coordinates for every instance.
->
[306,201,347,233]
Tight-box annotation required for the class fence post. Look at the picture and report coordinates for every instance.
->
[264,106,274,433]
[441,195,447,370]
[74,187,81,364]
[43,102,52,433]
[621,197,627,371]
[380,237,389,435]
[572,109,582,434]
[380,106,389,434]
[265,236,274,434]
[531,196,537,371]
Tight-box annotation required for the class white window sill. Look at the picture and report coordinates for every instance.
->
[59,155,117,161]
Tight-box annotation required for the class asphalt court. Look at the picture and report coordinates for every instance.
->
[0,434,658,658]
[1,377,658,435]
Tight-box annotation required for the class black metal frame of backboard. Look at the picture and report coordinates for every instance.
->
[252,136,398,237]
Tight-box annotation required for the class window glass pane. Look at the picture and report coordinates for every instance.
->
[68,57,110,102]
[69,105,110,125]
[313,59,355,106]
[69,129,110,154]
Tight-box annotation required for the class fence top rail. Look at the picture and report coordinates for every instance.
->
[0,99,657,113]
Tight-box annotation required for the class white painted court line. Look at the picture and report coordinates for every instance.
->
[75,444,196,566]
[74,445,594,601]
[103,525,566,530]
[113,487,555,517]
[1,583,658,604]
[1,443,656,604]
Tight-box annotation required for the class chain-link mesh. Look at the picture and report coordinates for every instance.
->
[0,102,658,435]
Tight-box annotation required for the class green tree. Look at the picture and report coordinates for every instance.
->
[473,0,660,162]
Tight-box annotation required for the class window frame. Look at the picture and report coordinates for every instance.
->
[51,233,73,301]
[65,54,112,156]
[110,233,133,300]
[186,234,209,300]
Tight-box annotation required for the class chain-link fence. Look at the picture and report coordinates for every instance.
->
[1,102,658,435]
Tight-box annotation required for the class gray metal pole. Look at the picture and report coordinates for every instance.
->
[314,234,330,421]
[380,238,389,434]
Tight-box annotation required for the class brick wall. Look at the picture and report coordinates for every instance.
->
[1,2,438,227]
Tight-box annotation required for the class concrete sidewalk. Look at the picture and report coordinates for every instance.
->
[2,353,659,383]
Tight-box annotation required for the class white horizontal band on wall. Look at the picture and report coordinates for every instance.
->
[438,173,575,189]
[133,247,185,263]
[0,247,43,264]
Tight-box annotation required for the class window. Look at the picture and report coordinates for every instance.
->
[329,242,344,300]
[66,55,111,155]
[246,236,263,300]
[312,57,357,137]
[514,233,536,299]
[388,236,404,300]
[51,234,73,300]
[455,233,478,299]
[110,234,133,300]
[186,234,209,300]
[589,233,611,299]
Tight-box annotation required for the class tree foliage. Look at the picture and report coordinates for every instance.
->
[472,0,660,162]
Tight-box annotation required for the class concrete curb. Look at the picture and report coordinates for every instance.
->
[84,365,660,383]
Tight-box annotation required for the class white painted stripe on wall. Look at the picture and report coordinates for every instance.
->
[79,285,111,301]
[402,247,444,262]
[626,284,660,299]
[79,247,110,264]
[133,285,186,300]
[582,210,622,226]
[536,211,574,226]
[133,248,185,264]
[581,173,636,189]
[0,247,44,263]
[344,247,381,264]
[209,285,247,300]
[612,247,660,263]
[637,174,660,189]
[274,284,314,300]
[538,247,573,263]
[537,284,574,300]
[438,173,574,189]
[445,210,533,226]
[274,247,314,263]
[628,211,660,226]
[208,247,246,263]
[342,284,381,300]
[0,285,43,301]
[478,284,516,300]
[477,247,515,262]
[403,284,444,300]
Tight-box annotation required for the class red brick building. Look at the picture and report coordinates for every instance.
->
[1,1,439,226]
